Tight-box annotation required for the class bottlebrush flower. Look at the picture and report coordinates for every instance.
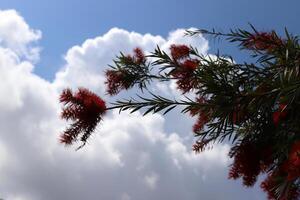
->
[171,59,200,93]
[289,141,300,168]
[282,141,300,181]
[133,47,146,64]
[123,47,146,65]
[260,171,282,200]
[228,142,262,186]
[170,44,190,60]
[105,70,132,95]
[59,88,106,145]
[189,97,207,116]
[272,104,287,126]
[193,113,210,133]
[242,32,283,51]
[181,59,199,71]
[261,170,300,200]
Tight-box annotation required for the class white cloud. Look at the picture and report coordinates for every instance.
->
[0,10,41,62]
[0,9,265,200]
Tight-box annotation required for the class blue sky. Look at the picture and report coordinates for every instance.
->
[0,1,299,200]
[1,0,299,80]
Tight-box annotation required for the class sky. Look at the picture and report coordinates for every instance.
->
[0,1,299,200]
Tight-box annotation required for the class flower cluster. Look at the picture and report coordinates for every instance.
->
[59,88,106,145]
[170,44,190,60]
[283,141,300,181]
[105,70,132,95]
[169,44,200,93]
[242,32,284,52]
[272,104,288,126]
[261,170,300,200]
[105,48,147,96]
[228,142,273,186]
[133,47,146,64]
[189,97,211,133]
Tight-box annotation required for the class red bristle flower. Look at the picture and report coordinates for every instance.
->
[261,170,300,200]
[243,32,283,51]
[228,142,262,186]
[181,59,199,71]
[123,55,135,65]
[282,141,300,181]
[260,171,282,200]
[59,88,106,145]
[170,44,190,60]
[272,104,288,126]
[133,47,146,64]
[176,76,199,93]
[171,67,199,93]
[289,141,300,167]
[189,97,207,116]
[105,70,131,95]
[170,59,199,93]
[193,113,210,133]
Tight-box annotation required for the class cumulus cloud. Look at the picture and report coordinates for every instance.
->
[0,10,41,62]
[0,9,265,200]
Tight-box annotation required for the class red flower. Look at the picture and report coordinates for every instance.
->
[261,170,300,200]
[289,141,300,167]
[243,32,283,51]
[193,113,210,133]
[133,47,146,64]
[181,59,199,71]
[228,142,272,187]
[171,60,200,93]
[170,44,190,60]
[59,88,106,145]
[272,104,287,126]
[105,70,131,95]
[282,141,300,181]
[171,69,198,93]
[189,97,207,116]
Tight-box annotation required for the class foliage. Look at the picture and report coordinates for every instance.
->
[60,26,300,199]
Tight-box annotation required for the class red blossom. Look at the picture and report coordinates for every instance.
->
[191,97,210,133]
[189,97,207,116]
[243,32,283,51]
[181,59,199,71]
[289,141,300,167]
[177,77,199,93]
[105,70,131,95]
[282,141,300,181]
[228,142,272,187]
[170,44,190,60]
[193,113,210,133]
[260,171,282,200]
[59,88,106,145]
[272,104,288,126]
[171,60,199,93]
[123,55,135,65]
[133,47,146,64]
[261,170,300,200]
